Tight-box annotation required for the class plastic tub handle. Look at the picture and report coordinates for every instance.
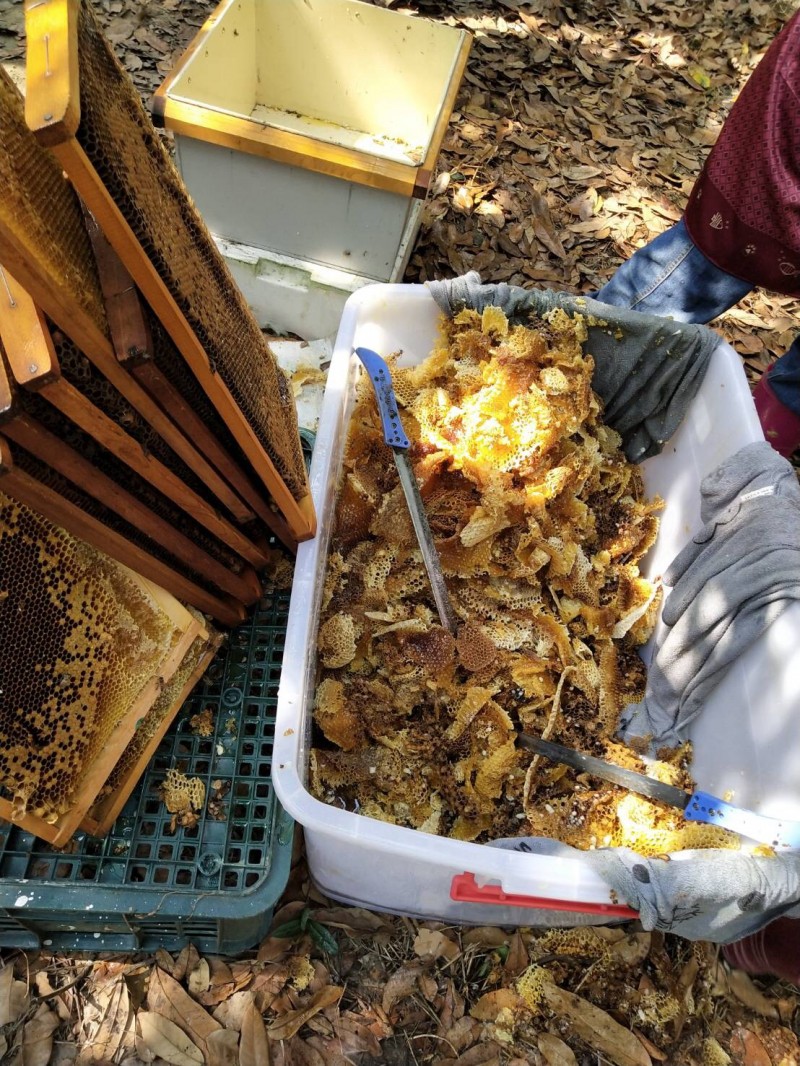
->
[450,872,638,918]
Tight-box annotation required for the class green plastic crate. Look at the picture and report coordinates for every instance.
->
[0,586,294,956]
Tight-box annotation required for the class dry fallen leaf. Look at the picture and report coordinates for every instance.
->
[538,1032,578,1066]
[212,989,253,1032]
[541,983,651,1066]
[332,1011,383,1059]
[0,965,16,1027]
[173,946,201,985]
[268,985,342,1042]
[187,959,211,998]
[730,1026,772,1066]
[381,963,428,1014]
[240,997,269,1066]
[77,973,134,1063]
[452,186,474,215]
[147,966,222,1059]
[137,1011,204,1066]
[611,932,652,968]
[21,1002,60,1066]
[312,906,393,937]
[503,931,529,977]
[206,1028,240,1066]
[470,988,526,1022]
[413,927,460,962]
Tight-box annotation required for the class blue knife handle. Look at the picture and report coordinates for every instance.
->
[685,791,800,850]
[354,347,411,450]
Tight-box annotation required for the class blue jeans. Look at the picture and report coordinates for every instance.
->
[596,218,800,416]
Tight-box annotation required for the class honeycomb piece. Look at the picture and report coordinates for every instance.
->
[702,1038,733,1066]
[190,708,215,738]
[318,613,360,669]
[314,678,365,751]
[162,768,206,814]
[0,491,185,819]
[446,686,497,741]
[73,1,307,500]
[456,621,497,672]
[516,966,551,1013]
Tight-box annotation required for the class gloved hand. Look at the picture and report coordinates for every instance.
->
[427,272,719,462]
[623,441,800,746]
[491,835,800,942]
[587,845,800,942]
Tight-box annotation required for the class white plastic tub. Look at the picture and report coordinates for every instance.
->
[273,284,800,925]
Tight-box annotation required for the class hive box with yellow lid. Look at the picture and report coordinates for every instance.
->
[273,283,800,927]
[152,0,470,338]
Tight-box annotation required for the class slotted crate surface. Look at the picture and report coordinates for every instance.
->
[0,586,294,955]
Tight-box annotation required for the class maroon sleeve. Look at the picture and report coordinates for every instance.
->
[684,10,800,297]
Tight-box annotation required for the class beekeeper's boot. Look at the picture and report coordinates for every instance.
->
[753,374,800,459]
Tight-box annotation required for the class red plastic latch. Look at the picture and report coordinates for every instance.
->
[450,872,638,918]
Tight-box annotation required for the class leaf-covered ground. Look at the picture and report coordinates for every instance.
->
[1,0,800,1062]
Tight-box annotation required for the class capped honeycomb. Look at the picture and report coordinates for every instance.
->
[73,0,307,501]
[0,67,107,338]
[0,490,187,821]
[311,306,739,854]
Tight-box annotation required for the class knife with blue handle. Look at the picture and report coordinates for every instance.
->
[521,734,800,849]
[354,346,459,636]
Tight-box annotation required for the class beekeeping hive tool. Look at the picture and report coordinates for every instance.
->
[521,734,800,849]
[354,346,459,636]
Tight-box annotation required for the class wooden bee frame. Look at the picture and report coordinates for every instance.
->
[0,476,210,845]
[0,433,246,626]
[24,0,316,546]
[81,629,225,838]
[0,270,268,574]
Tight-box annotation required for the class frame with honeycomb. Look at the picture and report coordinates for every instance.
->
[0,66,283,546]
[0,401,259,610]
[0,310,264,601]
[0,484,206,845]
[0,431,246,627]
[81,209,289,542]
[22,0,315,545]
[310,306,740,856]
[0,272,267,572]
[82,623,224,837]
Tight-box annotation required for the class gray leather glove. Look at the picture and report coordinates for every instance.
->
[491,835,800,942]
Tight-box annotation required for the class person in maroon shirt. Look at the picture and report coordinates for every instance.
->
[599,10,800,983]
[597,8,800,458]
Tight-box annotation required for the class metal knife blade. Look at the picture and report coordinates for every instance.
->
[520,734,690,807]
[520,734,800,849]
[354,347,459,635]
